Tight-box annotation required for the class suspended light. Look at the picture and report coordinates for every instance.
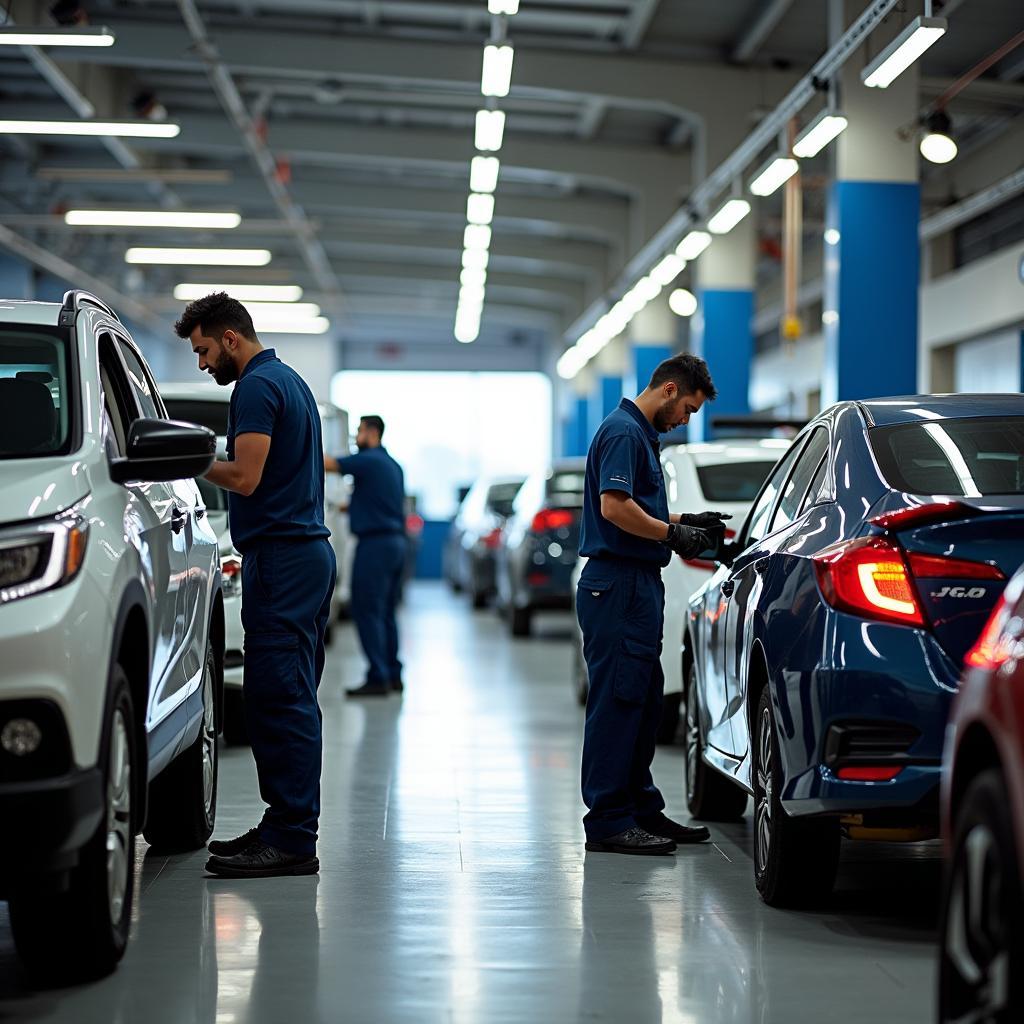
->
[474,110,506,152]
[459,283,486,306]
[675,230,712,261]
[0,26,115,46]
[455,307,481,344]
[0,119,180,138]
[481,45,514,98]
[460,267,487,288]
[792,111,848,159]
[823,229,841,247]
[470,155,500,193]
[66,209,240,229]
[861,16,947,89]
[466,193,495,226]
[125,247,271,265]
[650,253,685,287]
[463,224,492,250]
[462,247,490,271]
[488,0,519,14]
[748,156,799,197]
[669,289,698,317]
[707,198,751,235]
[920,111,957,164]
[174,283,303,302]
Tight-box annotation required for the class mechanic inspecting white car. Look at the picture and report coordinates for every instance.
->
[176,292,336,879]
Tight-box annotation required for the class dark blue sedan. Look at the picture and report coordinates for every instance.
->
[683,395,1024,906]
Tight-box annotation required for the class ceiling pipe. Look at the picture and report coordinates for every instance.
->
[174,0,340,295]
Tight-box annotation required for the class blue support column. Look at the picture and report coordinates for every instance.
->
[690,289,753,441]
[588,375,621,442]
[823,181,919,405]
[561,396,590,457]
[0,253,32,298]
[627,344,672,397]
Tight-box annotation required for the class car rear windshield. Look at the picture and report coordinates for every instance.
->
[547,470,585,506]
[487,481,523,518]
[870,417,1024,496]
[696,461,778,502]
[0,327,72,459]
[164,397,229,436]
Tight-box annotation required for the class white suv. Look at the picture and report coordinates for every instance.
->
[0,292,224,982]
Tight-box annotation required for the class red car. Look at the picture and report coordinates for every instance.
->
[939,566,1024,1022]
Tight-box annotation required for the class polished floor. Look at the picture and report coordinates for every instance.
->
[1,583,940,1022]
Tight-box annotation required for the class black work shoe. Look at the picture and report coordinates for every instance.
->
[205,840,319,878]
[391,679,404,693]
[637,812,711,844]
[585,827,677,856]
[346,682,390,697]
[208,827,259,857]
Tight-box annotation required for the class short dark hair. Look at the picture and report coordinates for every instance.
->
[174,291,256,342]
[360,414,385,438]
[648,353,717,401]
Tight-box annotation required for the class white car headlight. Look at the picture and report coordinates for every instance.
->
[0,514,89,604]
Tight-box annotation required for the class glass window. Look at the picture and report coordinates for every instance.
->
[547,469,586,507]
[696,461,778,502]
[800,454,829,515]
[0,327,71,458]
[870,417,1024,496]
[486,480,524,519]
[744,436,809,545]
[164,397,231,436]
[769,429,829,533]
[99,340,134,458]
[116,340,161,420]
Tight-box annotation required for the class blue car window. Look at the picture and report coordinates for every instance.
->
[800,454,829,515]
[744,437,808,545]
[769,428,829,534]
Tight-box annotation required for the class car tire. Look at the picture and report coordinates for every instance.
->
[223,687,249,746]
[682,660,747,821]
[9,667,137,982]
[656,691,682,745]
[753,686,839,907]
[511,606,532,637]
[939,769,1024,1023]
[143,642,218,852]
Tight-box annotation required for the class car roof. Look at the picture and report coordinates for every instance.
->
[858,395,1024,427]
[662,438,792,464]
[159,382,233,402]
[0,300,61,327]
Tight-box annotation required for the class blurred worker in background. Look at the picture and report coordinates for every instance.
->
[576,354,728,856]
[326,415,407,697]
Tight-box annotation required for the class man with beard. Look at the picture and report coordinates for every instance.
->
[175,292,336,878]
[577,353,727,855]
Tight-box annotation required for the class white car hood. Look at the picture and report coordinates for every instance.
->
[0,458,92,525]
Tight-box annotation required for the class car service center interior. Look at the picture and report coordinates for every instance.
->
[2,1,1024,1021]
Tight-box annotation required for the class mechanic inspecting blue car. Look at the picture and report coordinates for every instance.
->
[177,292,337,879]
[577,354,727,855]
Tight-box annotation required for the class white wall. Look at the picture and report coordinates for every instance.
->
[953,331,1021,393]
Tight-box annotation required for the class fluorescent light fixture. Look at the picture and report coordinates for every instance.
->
[488,0,519,14]
[462,247,489,271]
[824,229,840,247]
[792,111,848,159]
[0,26,116,46]
[748,156,799,197]
[861,16,947,89]
[463,224,492,251]
[920,130,957,164]
[669,288,697,317]
[557,348,584,379]
[470,156,500,194]
[125,247,271,266]
[822,310,839,326]
[474,110,506,152]
[467,193,495,226]
[454,308,481,344]
[256,317,330,335]
[174,283,303,301]
[650,253,685,287]
[243,302,321,319]
[0,119,180,138]
[675,230,712,261]
[481,45,514,98]
[66,209,240,229]
[578,331,604,359]
[460,267,487,288]
[459,284,486,306]
[707,198,751,235]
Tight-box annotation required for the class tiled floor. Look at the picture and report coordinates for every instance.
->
[0,582,939,1022]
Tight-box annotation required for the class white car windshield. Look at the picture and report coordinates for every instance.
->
[0,327,71,459]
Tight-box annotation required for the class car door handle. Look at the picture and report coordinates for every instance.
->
[721,579,735,597]
[170,505,188,534]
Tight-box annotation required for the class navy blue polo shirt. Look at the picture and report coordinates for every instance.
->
[337,446,406,537]
[579,398,671,568]
[225,348,330,553]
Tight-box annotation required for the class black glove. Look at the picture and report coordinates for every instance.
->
[664,522,712,560]
[677,511,732,533]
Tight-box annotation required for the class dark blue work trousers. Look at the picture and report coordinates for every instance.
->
[577,559,667,840]
[351,533,406,686]
[241,537,336,856]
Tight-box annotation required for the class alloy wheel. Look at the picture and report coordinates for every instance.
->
[106,708,132,926]
[755,704,773,874]
[201,661,217,819]
[684,681,699,804]
[943,824,1010,1021]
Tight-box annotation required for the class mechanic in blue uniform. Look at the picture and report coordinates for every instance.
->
[578,353,728,855]
[325,415,407,697]
[176,292,336,878]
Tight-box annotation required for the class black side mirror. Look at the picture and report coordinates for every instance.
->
[110,418,216,484]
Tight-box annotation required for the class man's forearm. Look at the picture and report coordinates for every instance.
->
[601,495,670,541]
[205,459,254,496]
